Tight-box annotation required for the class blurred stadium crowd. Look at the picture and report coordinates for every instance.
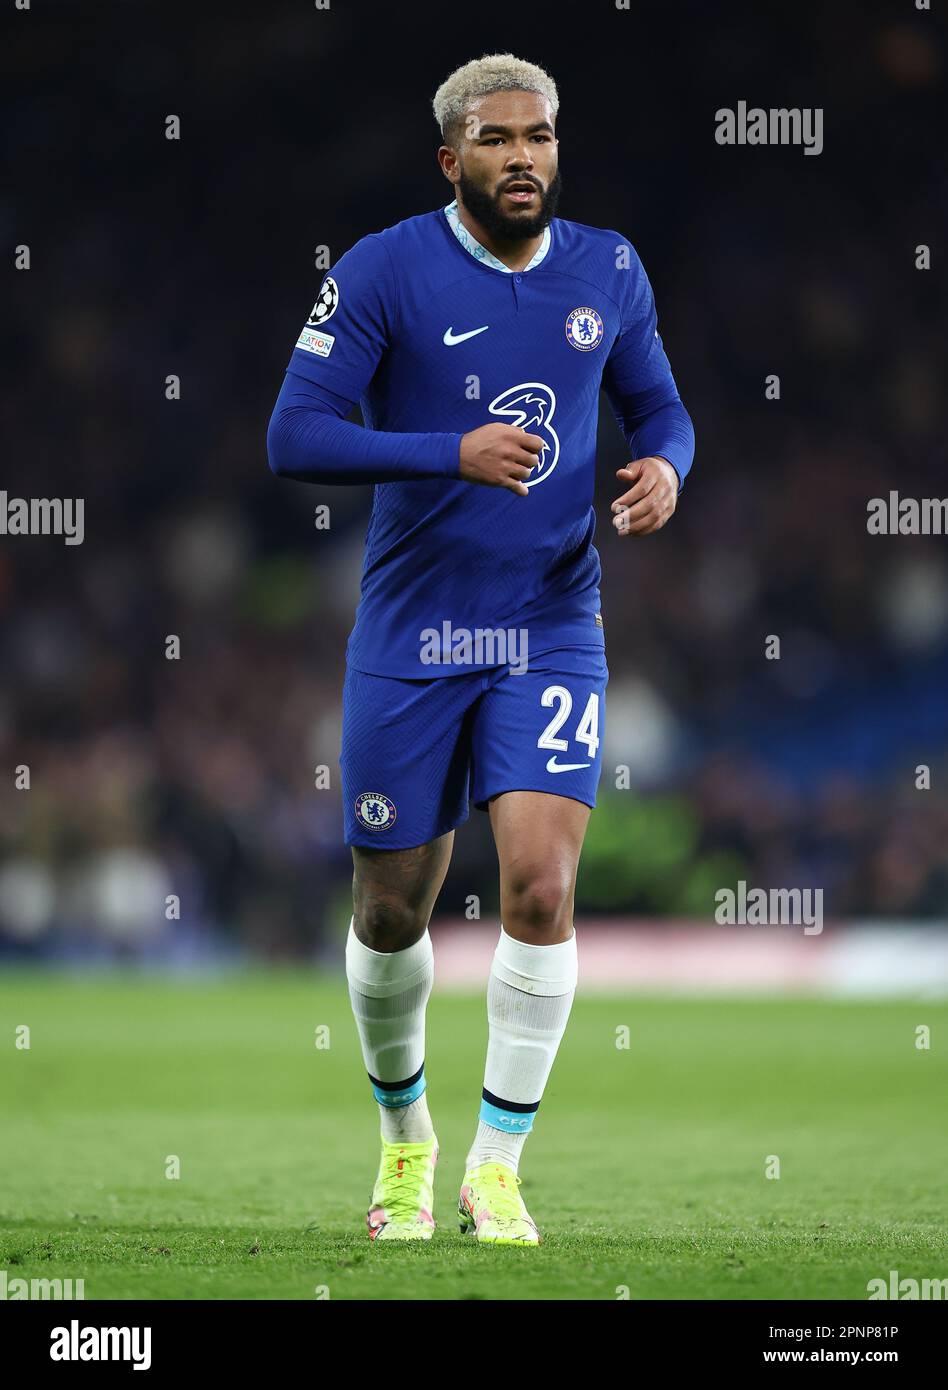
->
[2,4,946,958]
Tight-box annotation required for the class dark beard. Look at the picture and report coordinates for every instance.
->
[456,166,562,242]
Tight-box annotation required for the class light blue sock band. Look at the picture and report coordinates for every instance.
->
[479,1096,536,1133]
[370,1068,426,1108]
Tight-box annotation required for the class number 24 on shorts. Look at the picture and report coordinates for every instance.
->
[537,685,600,771]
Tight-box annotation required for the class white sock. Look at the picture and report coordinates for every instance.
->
[346,919,435,1143]
[465,925,577,1174]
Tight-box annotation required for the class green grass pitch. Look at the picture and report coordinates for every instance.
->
[1,970,944,1300]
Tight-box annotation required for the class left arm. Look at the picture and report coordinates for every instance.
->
[601,245,695,536]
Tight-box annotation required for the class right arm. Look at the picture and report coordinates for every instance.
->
[267,371,464,484]
[266,233,543,492]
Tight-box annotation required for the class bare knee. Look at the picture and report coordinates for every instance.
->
[502,864,575,943]
[352,837,452,951]
[352,892,430,952]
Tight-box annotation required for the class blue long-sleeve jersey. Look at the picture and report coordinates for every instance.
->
[267,203,695,677]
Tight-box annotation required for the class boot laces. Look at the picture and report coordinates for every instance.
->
[379,1147,430,1222]
[478,1164,524,1221]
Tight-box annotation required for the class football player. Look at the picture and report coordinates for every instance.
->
[268,52,694,1244]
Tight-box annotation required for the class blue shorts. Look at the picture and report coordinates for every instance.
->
[341,647,609,849]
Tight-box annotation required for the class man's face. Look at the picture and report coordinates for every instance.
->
[449,89,561,241]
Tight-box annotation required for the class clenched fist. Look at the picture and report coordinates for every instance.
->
[459,423,545,497]
[611,456,680,536]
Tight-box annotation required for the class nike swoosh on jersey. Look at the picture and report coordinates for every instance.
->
[443,325,489,345]
[546,756,591,773]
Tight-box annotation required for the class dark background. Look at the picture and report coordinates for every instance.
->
[2,0,946,961]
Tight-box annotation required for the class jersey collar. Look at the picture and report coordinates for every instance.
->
[443,199,551,273]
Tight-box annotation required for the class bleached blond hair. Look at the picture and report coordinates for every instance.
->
[432,54,559,145]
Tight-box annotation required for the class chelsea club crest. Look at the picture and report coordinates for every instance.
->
[565,306,604,351]
[355,792,397,832]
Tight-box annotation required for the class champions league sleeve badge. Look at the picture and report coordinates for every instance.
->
[307,275,339,328]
